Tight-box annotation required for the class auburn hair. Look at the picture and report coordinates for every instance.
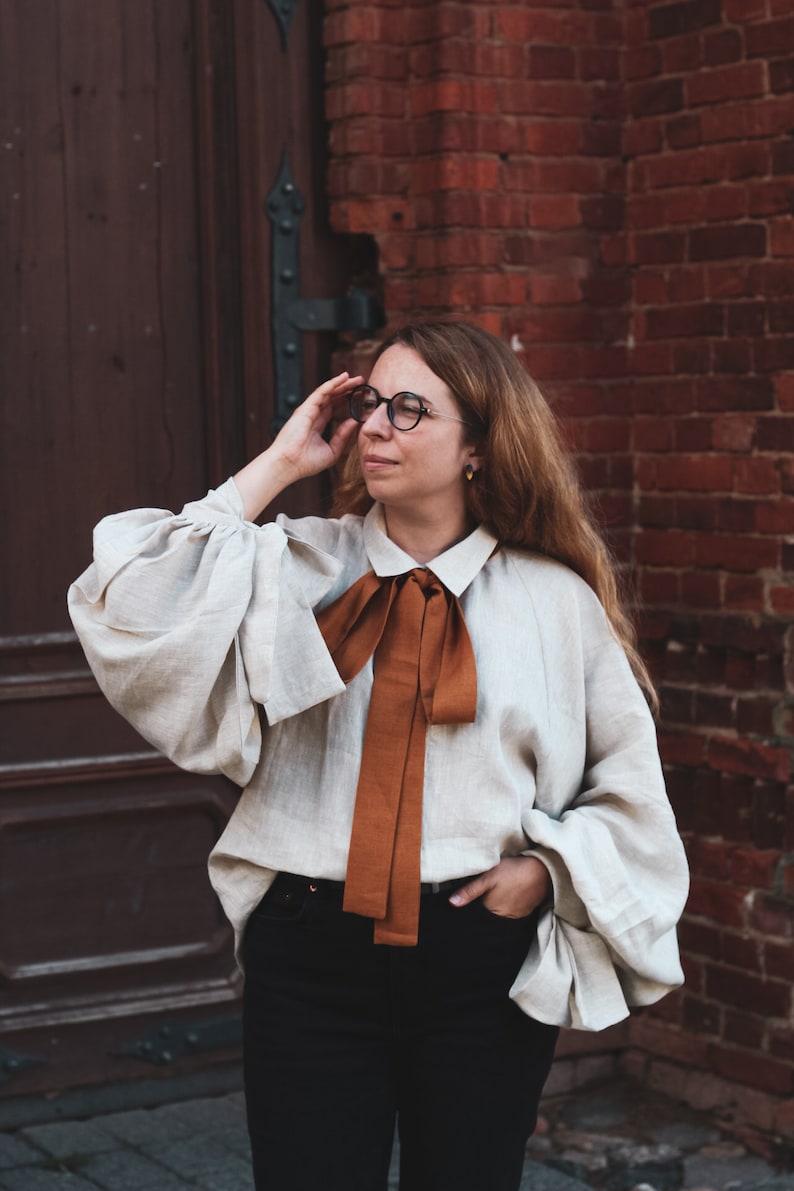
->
[332,319,657,713]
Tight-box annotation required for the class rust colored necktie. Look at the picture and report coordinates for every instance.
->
[315,568,478,945]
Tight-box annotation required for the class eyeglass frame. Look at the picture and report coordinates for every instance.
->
[347,384,476,432]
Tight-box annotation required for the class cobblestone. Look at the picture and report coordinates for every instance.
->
[0,1079,790,1189]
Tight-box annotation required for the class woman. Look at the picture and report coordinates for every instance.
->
[69,320,688,1191]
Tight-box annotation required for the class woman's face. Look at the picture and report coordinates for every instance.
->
[356,344,480,532]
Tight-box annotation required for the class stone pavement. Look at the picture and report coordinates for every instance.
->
[0,1078,791,1190]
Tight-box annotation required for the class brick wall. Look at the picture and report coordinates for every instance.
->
[323,0,794,1140]
[623,0,794,1143]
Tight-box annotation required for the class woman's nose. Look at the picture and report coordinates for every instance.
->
[361,401,392,437]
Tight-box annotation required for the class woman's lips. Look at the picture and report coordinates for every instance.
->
[363,455,397,469]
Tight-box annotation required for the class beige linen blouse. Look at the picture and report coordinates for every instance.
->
[68,478,689,1032]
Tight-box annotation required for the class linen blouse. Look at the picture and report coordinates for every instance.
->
[68,477,689,1032]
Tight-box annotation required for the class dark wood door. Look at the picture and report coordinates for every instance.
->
[0,0,370,1099]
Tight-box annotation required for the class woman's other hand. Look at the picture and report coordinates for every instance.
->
[234,371,363,521]
[449,856,552,920]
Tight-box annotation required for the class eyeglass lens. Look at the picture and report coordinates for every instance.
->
[348,386,425,431]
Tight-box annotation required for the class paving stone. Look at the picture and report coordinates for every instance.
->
[0,1131,43,1170]
[79,1149,189,1190]
[191,1153,256,1191]
[605,1158,683,1191]
[651,1122,723,1151]
[737,1181,794,1191]
[20,1120,118,1160]
[683,1151,777,1190]
[0,1169,97,1191]
[613,1144,684,1166]
[555,1128,636,1153]
[560,1096,630,1132]
[520,1158,594,1191]
[147,1136,247,1180]
[92,1108,194,1148]
[153,1097,244,1134]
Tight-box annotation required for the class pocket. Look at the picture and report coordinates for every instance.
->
[471,898,538,928]
[248,877,312,926]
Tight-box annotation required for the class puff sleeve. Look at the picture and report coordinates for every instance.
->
[67,479,346,786]
[511,586,689,1032]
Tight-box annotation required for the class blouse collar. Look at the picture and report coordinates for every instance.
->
[362,503,498,598]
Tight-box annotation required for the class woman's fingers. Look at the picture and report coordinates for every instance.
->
[449,857,552,918]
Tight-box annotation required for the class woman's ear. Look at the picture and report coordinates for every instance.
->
[464,443,484,475]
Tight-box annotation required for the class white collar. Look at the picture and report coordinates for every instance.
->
[362,503,498,597]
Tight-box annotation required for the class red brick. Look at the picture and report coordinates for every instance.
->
[724,575,765,610]
[634,232,687,265]
[746,16,794,58]
[706,264,755,299]
[680,572,720,609]
[640,144,768,189]
[655,456,733,491]
[528,194,581,230]
[625,43,663,81]
[654,0,723,38]
[412,157,499,193]
[624,119,665,157]
[695,377,775,412]
[748,892,794,938]
[755,337,794,372]
[731,848,781,887]
[638,526,701,567]
[409,81,496,117]
[770,586,794,614]
[528,44,576,80]
[687,62,767,107]
[499,80,592,118]
[766,939,794,980]
[756,501,794,533]
[689,223,767,262]
[409,39,525,80]
[629,78,686,119]
[757,417,794,451]
[712,415,757,452]
[325,82,406,120]
[771,217,794,257]
[643,304,724,339]
[701,95,794,143]
[727,302,766,337]
[734,458,781,495]
[713,341,753,374]
[697,534,780,571]
[708,1043,794,1096]
[703,27,744,67]
[687,877,749,927]
[770,58,794,94]
[405,5,491,42]
[708,738,790,783]
[659,729,707,766]
[662,32,704,73]
[529,274,583,306]
[724,0,767,17]
[336,197,415,234]
[523,120,581,155]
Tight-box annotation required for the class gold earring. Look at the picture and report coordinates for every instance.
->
[464,463,475,481]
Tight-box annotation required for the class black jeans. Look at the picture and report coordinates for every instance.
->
[242,873,559,1191]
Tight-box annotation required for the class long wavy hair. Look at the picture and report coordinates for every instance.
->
[332,319,657,712]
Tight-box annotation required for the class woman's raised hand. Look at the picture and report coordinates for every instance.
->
[270,371,363,483]
[233,371,363,521]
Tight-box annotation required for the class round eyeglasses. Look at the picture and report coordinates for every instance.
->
[347,385,474,432]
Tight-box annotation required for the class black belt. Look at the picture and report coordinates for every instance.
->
[273,872,471,898]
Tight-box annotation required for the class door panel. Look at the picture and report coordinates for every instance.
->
[0,0,362,1098]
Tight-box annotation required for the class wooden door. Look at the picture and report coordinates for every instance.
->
[0,0,372,1100]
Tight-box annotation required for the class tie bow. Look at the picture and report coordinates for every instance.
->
[316,566,478,944]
